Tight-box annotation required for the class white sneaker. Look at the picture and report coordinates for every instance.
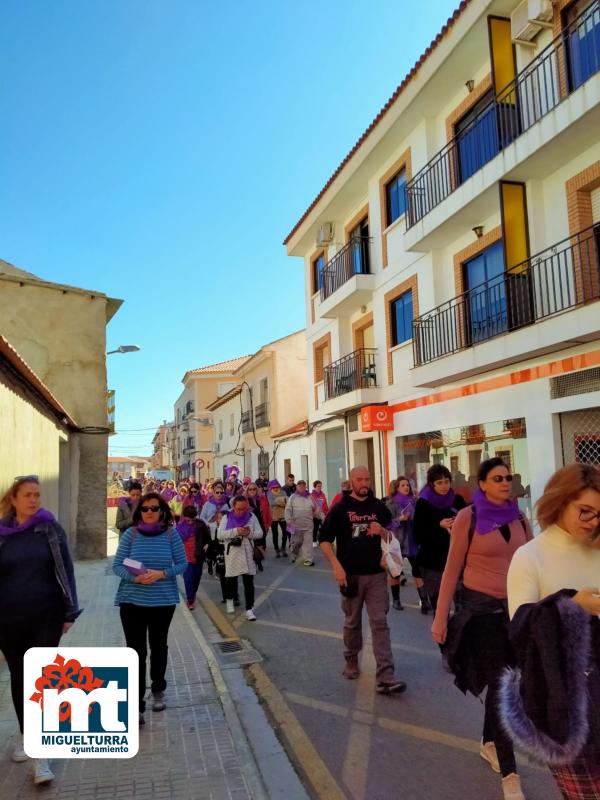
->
[226,599,235,614]
[33,759,55,784]
[312,542,318,548]
[246,609,256,621]
[11,734,28,762]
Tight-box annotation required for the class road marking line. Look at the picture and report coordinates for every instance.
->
[199,584,346,799]
[233,562,297,629]
[249,664,347,800]
[198,587,239,639]
[254,584,339,599]
[251,619,437,657]
[342,642,376,799]
[284,690,545,771]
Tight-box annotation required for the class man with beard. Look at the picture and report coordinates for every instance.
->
[319,465,406,695]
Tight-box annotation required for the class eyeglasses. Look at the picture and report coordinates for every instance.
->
[214,491,224,495]
[576,506,600,523]
[490,475,513,483]
[140,505,160,513]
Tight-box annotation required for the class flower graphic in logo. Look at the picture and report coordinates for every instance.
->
[30,653,105,722]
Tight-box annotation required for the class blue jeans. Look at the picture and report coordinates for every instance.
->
[183,562,203,601]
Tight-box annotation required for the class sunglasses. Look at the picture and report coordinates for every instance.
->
[140,505,160,513]
[490,475,513,483]
[14,474,39,482]
[214,491,224,495]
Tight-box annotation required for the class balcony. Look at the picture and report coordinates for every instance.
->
[317,237,375,318]
[406,2,600,235]
[241,410,253,433]
[412,223,600,385]
[325,349,378,399]
[255,401,270,429]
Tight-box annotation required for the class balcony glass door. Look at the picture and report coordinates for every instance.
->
[565,0,600,90]
[349,218,370,275]
[456,91,499,184]
[464,240,507,343]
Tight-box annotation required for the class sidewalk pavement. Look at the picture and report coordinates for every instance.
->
[0,557,294,800]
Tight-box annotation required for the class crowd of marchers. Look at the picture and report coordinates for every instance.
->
[0,460,599,799]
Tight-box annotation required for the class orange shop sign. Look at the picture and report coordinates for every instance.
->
[360,406,394,432]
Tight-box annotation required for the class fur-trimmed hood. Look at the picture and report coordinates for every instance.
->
[499,593,592,766]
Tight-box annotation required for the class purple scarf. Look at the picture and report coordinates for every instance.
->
[419,484,457,511]
[392,492,414,511]
[176,519,196,541]
[295,489,309,498]
[472,489,520,534]
[226,509,252,530]
[0,508,55,537]
[266,480,281,491]
[161,489,176,501]
[135,522,168,536]
[207,493,228,508]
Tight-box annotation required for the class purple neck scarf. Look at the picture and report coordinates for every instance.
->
[392,492,414,511]
[472,489,520,534]
[207,494,228,508]
[0,508,55,537]
[161,488,176,501]
[419,484,457,511]
[295,489,309,498]
[176,519,196,541]
[226,509,252,529]
[135,522,168,536]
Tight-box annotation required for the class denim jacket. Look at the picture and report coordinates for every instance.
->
[0,519,82,622]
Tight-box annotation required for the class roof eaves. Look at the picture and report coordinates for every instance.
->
[282,0,472,247]
[0,335,78,427]
[206,385,242,411]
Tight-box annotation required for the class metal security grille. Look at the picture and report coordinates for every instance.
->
[560,407,600,466]
[551,368,600,399]
[216,641,243,654]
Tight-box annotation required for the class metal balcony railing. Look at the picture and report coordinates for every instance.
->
[320,237,371,301]
[412,223,600,366]
[324,349,378,400]
[406,1,600,228]
[255,402,270,429]
[241,410,253,433]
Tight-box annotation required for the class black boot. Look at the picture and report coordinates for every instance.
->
[391,583,403,611]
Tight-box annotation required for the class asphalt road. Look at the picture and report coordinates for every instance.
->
[195,547,560,800]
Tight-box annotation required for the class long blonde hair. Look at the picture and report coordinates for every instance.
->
[0,476,40,518]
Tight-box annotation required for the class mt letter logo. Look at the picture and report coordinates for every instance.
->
[23,647,139,758]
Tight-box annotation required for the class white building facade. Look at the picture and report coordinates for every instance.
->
[286,0,600,508]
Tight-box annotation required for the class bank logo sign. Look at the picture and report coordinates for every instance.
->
[23,647,139,758]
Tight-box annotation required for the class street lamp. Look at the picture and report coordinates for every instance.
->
[107,345,141,355]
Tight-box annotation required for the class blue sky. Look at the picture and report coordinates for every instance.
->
[1,0,459,456]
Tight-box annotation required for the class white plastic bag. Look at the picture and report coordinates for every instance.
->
[381,534,403,578]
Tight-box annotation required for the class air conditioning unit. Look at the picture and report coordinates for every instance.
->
[511,0,553,43]
[196,417,210,426]
[316,222,334,246]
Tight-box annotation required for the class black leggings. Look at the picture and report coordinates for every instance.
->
[0,613,64,731]
[270,520,288,551]
[225,575,255,610]
[313,518,321,543]
[119,603,176,712]
[482,671,517,777]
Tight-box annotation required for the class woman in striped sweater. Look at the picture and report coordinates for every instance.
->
[113,492,187,724]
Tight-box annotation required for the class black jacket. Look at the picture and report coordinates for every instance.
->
[413,494,467,571]
[499,590,600,765]
[0,517,82,623]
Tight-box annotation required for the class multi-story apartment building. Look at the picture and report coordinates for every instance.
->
[285,0,600,507]
[150,420,175,471]
[173,356,251,481]
[207,331,310,482]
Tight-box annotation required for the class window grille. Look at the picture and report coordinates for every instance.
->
[560,407,600,466]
